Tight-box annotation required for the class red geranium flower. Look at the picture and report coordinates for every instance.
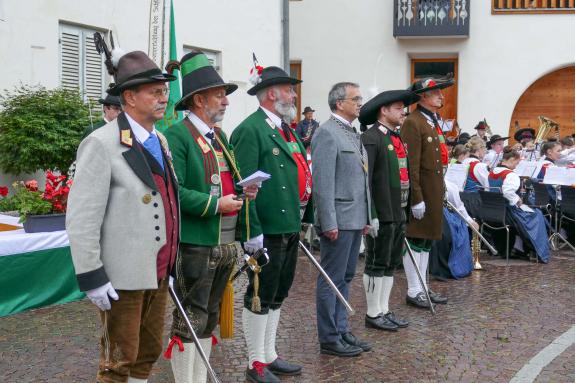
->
[0,186,8,197]
[25,180,38,192]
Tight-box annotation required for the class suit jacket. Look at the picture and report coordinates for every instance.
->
[164,118,259,245]
[230,108,313,235]
[362,123,410,223]
[311,116,371,232]
[66,112,179,291]
[400,109,444,240]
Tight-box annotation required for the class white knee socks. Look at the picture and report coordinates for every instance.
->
[363,274,383,317]
[242,308,268,369]
[264,308,281,364]
[380,276,394,315]
[404,250,422,298]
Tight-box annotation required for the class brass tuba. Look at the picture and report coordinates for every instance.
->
[535,116,560,143]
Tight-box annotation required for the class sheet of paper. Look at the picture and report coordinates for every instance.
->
[515,160,543,178]
[543,166,575,186]
[445,163,468,192]
[237,170,272,187]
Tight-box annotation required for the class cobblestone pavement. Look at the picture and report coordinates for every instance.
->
[1,251,575,383]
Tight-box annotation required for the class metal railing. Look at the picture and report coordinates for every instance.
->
[394,0,470,38]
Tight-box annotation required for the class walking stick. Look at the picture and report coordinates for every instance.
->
[298,241,355,315]
[168,285,221,383]
[403,239,436,315]
[444,200,498,255]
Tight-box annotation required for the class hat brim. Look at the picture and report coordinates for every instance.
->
[358,90,420,126]
[107,73,177,96]
[302,109,315,114]
[174,83,238,111]
[514,128,536,142]
[412,78,455,94]
[98,97,121,107]
[489,136,509,145]
[247,77,302,96]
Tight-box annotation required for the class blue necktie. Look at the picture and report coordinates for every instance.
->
[143,133,164,171]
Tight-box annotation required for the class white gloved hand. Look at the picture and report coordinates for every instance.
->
[411,201,426,220]
[85,282,119,311]
[368,218,379,238]
[244,234,264,254]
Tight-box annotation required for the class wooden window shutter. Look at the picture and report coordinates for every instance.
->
[60,29,81,91]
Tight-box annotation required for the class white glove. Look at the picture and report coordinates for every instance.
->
[368,218,379,238]
[86,282,119,311]
[411,201,426,220]
[169,276,174,289]
[244,234,264,254]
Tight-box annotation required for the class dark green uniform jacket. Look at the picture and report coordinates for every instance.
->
[230,108,313,235]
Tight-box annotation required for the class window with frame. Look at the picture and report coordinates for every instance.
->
[183,46,221,73]
[59,23,106,109]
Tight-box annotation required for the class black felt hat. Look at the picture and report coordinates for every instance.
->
[247,66,301,96]
[107,51,176,96]
[98,93,121,107]
[409,74,455,94]
[358,90,420,126]
[174,51,238,111]
[514,128,536,142]
[487,134,509,149]
[302,106,315,114]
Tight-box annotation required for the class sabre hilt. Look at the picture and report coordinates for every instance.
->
[231,247,269,281]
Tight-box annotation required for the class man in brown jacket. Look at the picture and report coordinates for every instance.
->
[401,76,453,309]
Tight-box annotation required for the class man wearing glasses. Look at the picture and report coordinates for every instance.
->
[231,64,312,383]
[312,82,372,357]
[66,51,179,382]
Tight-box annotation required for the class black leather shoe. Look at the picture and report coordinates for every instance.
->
[320,339,363,357]
[342,332,371,352]
[406,292,432,308]
[384,311,409,328]
[268,358,302,376]
[428,289,448,304]
[246,365,280,383]
[365,314,398,332]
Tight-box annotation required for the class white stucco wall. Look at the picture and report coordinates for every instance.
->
[0,0,283,184]
[290,0,575,136]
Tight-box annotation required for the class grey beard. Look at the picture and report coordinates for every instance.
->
[274,101,296,123]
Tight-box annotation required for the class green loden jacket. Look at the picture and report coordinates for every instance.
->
[230,108,313,236]
[165,118,260,246]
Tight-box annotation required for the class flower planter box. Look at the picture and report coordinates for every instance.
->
[23,213,66,233]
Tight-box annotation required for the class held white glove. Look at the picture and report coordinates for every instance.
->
[86,282,119,311]
[368,218,380,238]
[244,234,264,254]
[411,201,426,220]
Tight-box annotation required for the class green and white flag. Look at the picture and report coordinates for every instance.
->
[155,0,182,132]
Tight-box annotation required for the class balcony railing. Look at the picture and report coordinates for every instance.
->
[493,0,575,13]
[394,0,470,38]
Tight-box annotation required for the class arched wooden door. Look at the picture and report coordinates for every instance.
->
[509,66,575,143]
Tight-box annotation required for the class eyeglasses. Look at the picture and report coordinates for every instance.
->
[341,96,363,104]
[147,87,170,99]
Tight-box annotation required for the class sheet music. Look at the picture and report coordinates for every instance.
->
[445,163,468,192]
[543,167,575,186]
[515,160,543,178]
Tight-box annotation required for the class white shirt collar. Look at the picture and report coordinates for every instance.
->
[331,113,353,127]
[260,107,283,128]
[187,112,213,137]
[124,112,157,144]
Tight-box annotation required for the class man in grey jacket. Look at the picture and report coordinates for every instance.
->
[66,51,178,383]
[311,82,373,357]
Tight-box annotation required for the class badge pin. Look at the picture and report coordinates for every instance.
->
[142,194,152,204]
[121,130,133,147]
[388,144,394,151]
[427,137,433,143]
[211,174,221,185]
[266,118,276,130]
[272,148,280,156]
[210,185,220,197]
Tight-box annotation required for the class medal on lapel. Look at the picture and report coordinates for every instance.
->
[121,130,133,147]
[388,144,394,151]
[211,174,221,185]
[210,185,220,197]
[272,148,280,156]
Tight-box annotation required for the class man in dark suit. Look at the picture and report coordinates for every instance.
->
[82,92,122,139]
[359,89,420,331]
[312,82,372,357]
[295,106,319,148]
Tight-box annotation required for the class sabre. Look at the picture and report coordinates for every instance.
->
[168,285,221,383]
[403,239,436,315]
[298,241,355,315]
[444,200,498,255]
[231,247,270,282]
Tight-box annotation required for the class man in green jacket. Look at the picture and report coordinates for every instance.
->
[164,51,259,383]
[231,64,313,383]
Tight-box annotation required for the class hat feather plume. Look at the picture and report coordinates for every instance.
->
[248,52,263,86]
